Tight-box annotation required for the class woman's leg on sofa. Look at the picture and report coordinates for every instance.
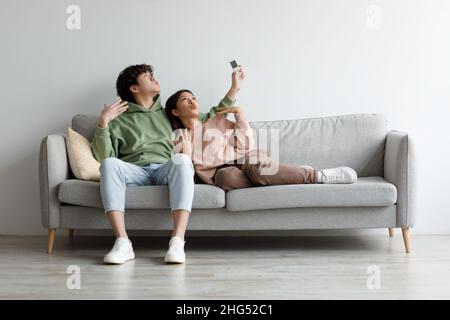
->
[108,211,128,238]
[237,150,316,186]
[214,166,253,191]
[47,228,55,254]
[242,161,317,186]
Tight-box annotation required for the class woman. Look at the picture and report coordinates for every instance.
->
[165,68,357,190]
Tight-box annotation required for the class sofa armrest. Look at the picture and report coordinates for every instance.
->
[39,134,70,229]
[384,130,416,228]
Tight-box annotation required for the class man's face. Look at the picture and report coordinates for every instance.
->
[133,71,160,96]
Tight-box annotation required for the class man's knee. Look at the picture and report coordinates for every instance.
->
[100,157,122,174]
[170,153,194,172]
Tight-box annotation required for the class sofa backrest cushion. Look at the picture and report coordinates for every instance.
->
[249,113,387,177]
[72,113,387,177]
[72,114,99,142]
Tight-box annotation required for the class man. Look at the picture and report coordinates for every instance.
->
[91,64,238,264]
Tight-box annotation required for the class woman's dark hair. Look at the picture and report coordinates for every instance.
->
[165,89,193,130]
[116,64,153,103]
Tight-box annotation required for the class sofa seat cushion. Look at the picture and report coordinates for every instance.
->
[58,180,225,209]
[226,177,397,211]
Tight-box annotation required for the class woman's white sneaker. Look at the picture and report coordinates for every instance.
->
[164,237,186,264]
[317,167,357,184]
[104,237,135,264]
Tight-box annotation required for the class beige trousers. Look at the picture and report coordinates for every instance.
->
[214,150,317,191]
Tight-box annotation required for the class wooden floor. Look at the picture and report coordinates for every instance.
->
[1,234,449,299]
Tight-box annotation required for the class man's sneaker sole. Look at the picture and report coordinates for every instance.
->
[164,254,185,264]
[103,252,135,265]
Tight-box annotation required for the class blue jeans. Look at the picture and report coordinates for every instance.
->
[99,153,195,214]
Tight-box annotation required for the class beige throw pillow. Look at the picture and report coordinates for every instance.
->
[66,127,101,181]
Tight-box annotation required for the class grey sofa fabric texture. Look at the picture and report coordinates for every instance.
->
[59,180,225,209]
[40,113,415,232]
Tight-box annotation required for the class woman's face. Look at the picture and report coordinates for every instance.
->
[173,91,200,118]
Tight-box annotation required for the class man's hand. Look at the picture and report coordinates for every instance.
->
[98,99,128,128]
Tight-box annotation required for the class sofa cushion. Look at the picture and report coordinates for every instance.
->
[58,180,225,209]
[66,128,101,181]
[226,177,397,211]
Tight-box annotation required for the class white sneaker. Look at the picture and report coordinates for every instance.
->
[104,237,135,265]
[317,167,357,184]
[164,237,186,264]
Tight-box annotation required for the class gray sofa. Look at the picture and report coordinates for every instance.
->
[39,113,415,254]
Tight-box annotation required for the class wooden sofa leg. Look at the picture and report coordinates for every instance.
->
[402,227,411,253]
[388,228,394,237]
[48,228,56,254]
[69,229,74,239]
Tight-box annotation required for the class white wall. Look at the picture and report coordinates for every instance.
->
[0,0,449,235]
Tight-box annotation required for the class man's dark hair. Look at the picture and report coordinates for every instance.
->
[165,89,193,130]
[116,64,153,103]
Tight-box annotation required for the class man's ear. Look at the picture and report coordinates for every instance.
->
[129,85,139,94]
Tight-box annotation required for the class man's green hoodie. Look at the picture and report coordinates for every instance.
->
[90,94,235,166]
